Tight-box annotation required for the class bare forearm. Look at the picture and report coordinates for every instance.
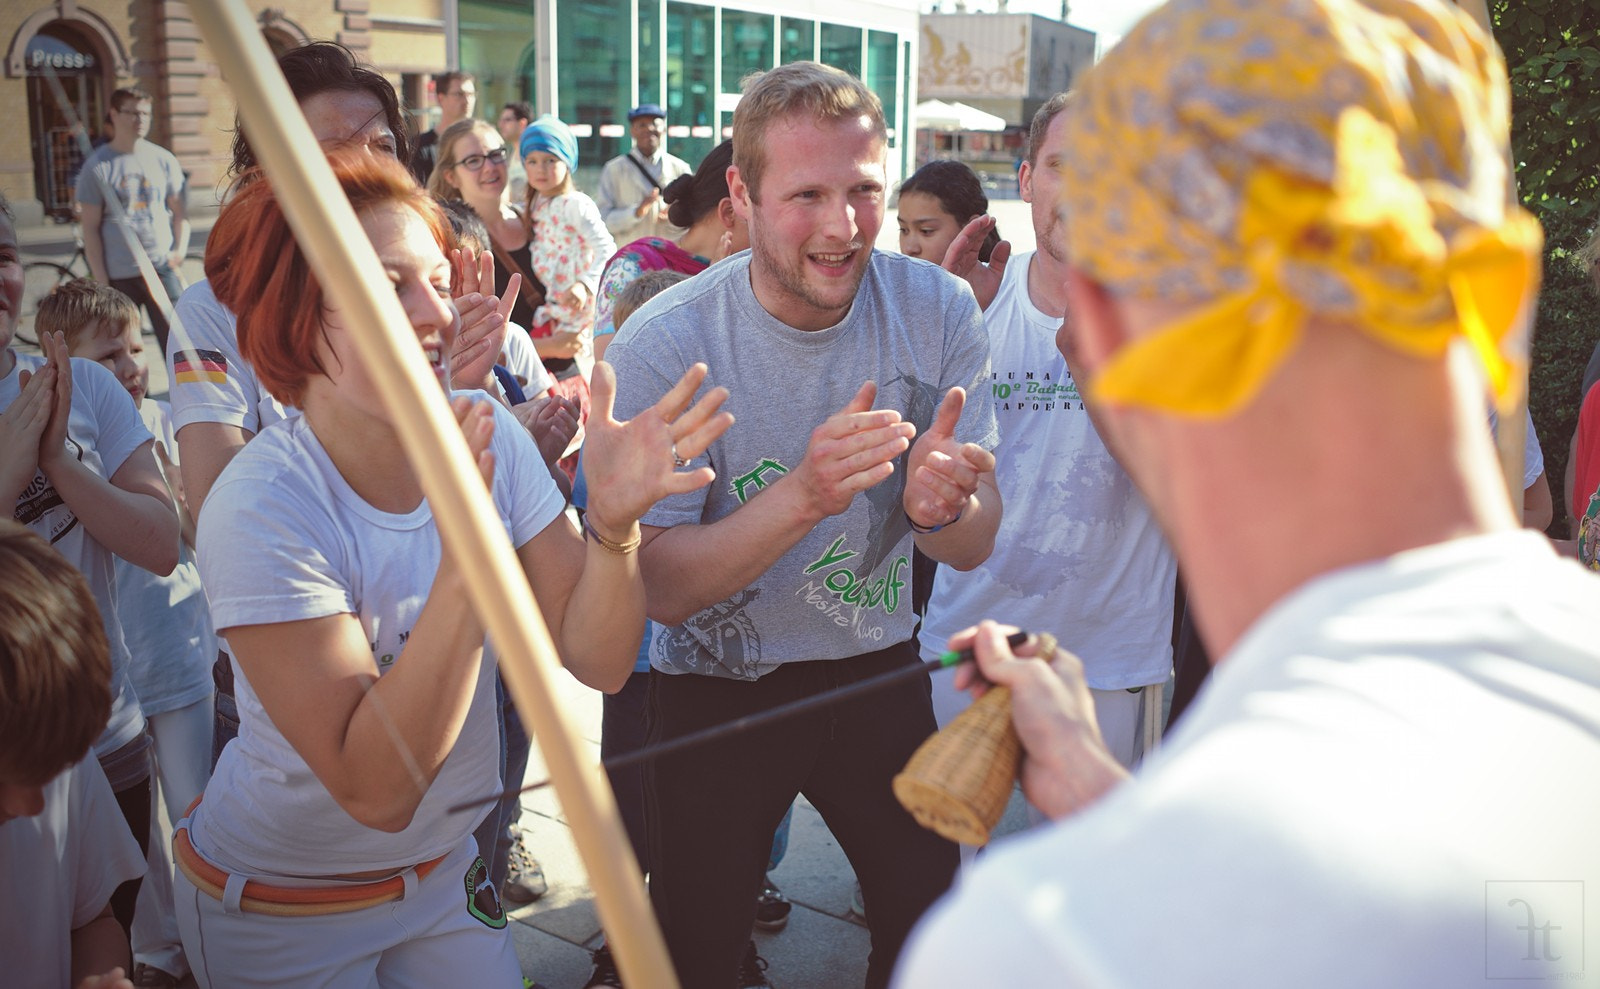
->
[70,911,129,987]
[914,477,1001,571]
[0,460,35,510]
[558,536,648,692]
[83,226,109,283]
[641,477,822,625]
[176,422,252,512]
[334,570,487,830]
[533,329,586,359]
[1031,734,1130,821]
[45,456,178,575]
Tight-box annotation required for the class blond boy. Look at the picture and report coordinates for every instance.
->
[54,280,214,986]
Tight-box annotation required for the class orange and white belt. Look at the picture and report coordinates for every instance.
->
[172,800,447,917]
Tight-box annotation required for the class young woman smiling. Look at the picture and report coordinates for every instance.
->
[173,151,730,987]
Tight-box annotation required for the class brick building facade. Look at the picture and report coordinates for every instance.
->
[4,0,447,226]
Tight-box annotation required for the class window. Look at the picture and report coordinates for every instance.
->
[639,0,662,107]
[780,17,815,65]
[820,23,862,78]
[458,0,538,137]
[867,31,898,147]
[558,0,634,186]
[722,10,773,94]
[666,1,715,166]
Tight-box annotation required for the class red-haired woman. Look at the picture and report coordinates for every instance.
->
[170,151,730,987]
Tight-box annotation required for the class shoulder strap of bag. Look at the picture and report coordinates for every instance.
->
[625,151,665,192]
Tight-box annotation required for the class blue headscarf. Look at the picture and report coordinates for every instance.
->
[519,114,578,172]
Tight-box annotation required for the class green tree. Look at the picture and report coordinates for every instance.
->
[1491,0,1600,534]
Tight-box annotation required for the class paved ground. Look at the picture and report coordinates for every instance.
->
[15,197,1053,988]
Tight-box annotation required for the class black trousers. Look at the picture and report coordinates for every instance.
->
[602,669,654,873]
[110,263,182,360]
[645,642,958,989]
[109,773,152,942]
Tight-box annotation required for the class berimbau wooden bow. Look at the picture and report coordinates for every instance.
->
[185,4,678,986]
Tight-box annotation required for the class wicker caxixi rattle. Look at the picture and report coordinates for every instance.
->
[894,632,1058,845]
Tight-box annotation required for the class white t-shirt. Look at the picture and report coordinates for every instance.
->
[190,396,565,875]
[919,253,1177,690]
[73,139,185,279]
[0,757,146,989]
[167,278,295,439]
[502,321,555,395]
[4,351,150,758]
[115,399,215,716]
[898,531,1600,988]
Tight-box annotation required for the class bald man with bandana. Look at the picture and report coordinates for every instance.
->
[896,1,1600,986]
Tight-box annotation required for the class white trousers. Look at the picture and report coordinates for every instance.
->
[175,834,519,989]
[132,696,214,977]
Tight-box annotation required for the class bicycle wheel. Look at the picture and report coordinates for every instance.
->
[20,261,77,345]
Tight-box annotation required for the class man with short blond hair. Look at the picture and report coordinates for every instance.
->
[606,60,1002,989]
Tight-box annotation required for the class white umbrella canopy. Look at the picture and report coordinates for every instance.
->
[915,98,1008,132]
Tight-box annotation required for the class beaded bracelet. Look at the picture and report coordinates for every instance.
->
[583,515,642,555]
[906,507,962,535]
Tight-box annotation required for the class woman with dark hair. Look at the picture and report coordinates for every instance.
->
[896,159,1000,266]
[591,139,749,361]
[229,41,410,177]
[172,151,730,987]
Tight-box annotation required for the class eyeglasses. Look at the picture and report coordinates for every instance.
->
[456,148,509,171]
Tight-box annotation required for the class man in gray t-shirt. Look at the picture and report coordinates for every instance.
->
[605,62,1000,989]
[75,87,187,358]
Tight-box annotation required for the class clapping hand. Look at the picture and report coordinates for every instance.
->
[579,361,732,535]
[452,394,499,490]
[33,330,74,475]
[903,387,993,532]
[790,382,917,520]
[450,248,518,392]
[513,394,582,467]
[941,215,1011,312]
[0,339,56,502]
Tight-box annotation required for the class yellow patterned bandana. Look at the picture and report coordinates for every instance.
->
[1060,0,1542,417]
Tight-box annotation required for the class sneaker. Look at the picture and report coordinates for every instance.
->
[131,965,180,989]
[584,943,624,988]
[502,827,549,904]
[848,880,866,921]
[738,940,775,989]
[754,874,792,931]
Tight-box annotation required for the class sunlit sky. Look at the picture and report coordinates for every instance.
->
[926,0,1166,50]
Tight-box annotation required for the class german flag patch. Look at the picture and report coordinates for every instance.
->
[173,349,228,385]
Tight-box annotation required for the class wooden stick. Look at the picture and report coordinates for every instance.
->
[184,5,677,986]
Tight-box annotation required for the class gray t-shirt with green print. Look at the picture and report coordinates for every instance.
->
[605,250,998,680]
